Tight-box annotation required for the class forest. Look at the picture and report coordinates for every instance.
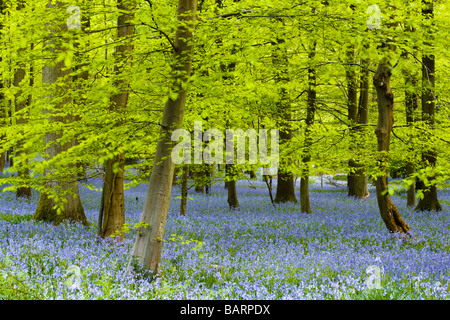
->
[0,0,449,301]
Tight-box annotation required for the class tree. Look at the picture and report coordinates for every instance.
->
[33,1,87,226]
[415,0,443,212]
[13,0,32,199]
[273,36,297,204]
[99,0,136,240]
[373,56,410,235]
[300,39,316,214]
[128,0,198,273]
[0,0,5,174]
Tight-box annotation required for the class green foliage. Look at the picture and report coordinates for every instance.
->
[110,221,149,239]
[0,213,33,224]
[0,255,41,300]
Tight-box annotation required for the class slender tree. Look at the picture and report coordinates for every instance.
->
[300,40,316,214]
[0,0,5,174]
[373,56,410,235]
[13,0,32,199]
[415,0,443,212]
[180,164,188,216]
[33,1,87,226]
[273,36,297,204]
[100,0,136,240]
[128,0,198,273]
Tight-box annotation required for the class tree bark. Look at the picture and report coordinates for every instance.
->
[415,0,442,212]
[0,0,4,174]
[194,165,205,193]
[33,1,87,226]
[373,58,410,235]
[300,41,316,214]
[128,0,198,274]
[273,37,297,204]
[100,0,135,240]
[404,57,418,208]
[225,164,240,210]
[180,165,188,216]
[347,46,369,199]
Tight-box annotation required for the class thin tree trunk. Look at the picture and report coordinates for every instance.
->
[0,152,4,172]
[180,165,188,216]
[404,55,418,208]
[73,2,91,183]
[300,41,316,214]
[194,165,205,193]
[100,0,135,240]
[415,0,442,212]
[373,57,410,235]
[273,37,297,204]
[225,164,239,210]
[347,46,369,199]
[14,1,32,199]
[33,1,87,226]
[346,47,359,197]
[128,0,198,273]
[0,0,4,174]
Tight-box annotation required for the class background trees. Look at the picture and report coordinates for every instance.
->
[0,0,448,272]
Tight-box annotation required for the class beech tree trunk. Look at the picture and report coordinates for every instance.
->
[0,0,4,174]
[403,56,418,208]
[300,41,316,214]
[100,0,135,240]
[13,1,32,199]
[194,165,205,193]
[225,164,239,210]
[273,37,297,204]
[180,165,188,216]
[415,0,442,212]
[128,0,198,273]
[347,46,369,199]
[33,1,87,226]
[373,58,410,235]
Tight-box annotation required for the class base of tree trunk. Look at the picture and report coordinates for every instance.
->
[347,173,369,199]
[406,163,415,207]
[415,185,443,212]
[0,152,5,172]
[300,176,311,214]
[274,172,297,203]
[16,187,32,200]
[33,192,88,226]
[226,180,239,210]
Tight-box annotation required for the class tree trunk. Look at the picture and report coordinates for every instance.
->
[0,0,4,174]
[10,1,32,199]
[300,41,316,214]
[194,165,205,193]
[415,0,442,212]
[373,57,410,235]
[73,3,91,183]
[204,164,212,194]
[100,0,135,240]
[180,165,188,216]
[128,0,198,274]
[225,164,239,210]
[172,166,178,186]
[404,57,418,208]
[0,152,4,172]
[273,37,297,204]
[347,46,369,199]
[13,65,32,199]
[33,1,87,226]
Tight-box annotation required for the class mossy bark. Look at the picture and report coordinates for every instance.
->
[33,1,87,226]
[373,58,410,235]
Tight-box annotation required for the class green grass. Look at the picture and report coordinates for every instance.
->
[0,213,33,224]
